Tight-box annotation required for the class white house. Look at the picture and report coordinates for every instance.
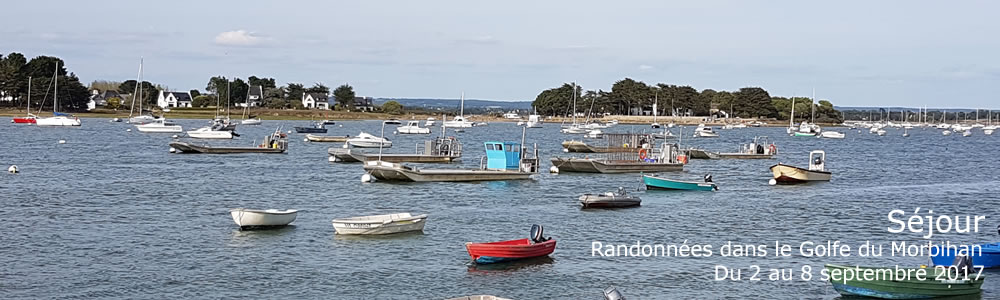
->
[157,91,193,108]
[302,93,330,110]
[236,85,264,108]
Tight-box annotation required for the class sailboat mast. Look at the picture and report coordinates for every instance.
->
[137,58,144,115]
[811,89,816,124]
[571,82,577,124]
[789,97,796,128]
[226,79,231,119]
[460,92,465,117]
[27,76,31,113]
[653,92,658,123]
[130,58,142,118]
[54,62,58,113]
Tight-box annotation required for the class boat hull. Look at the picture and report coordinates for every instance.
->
[305,134,350,142]
[230,209,297,229]
[466,239,556,264]
[36,116,81,126]
[129,115,156,124]
[550,157,683,173]
[579,194,641,208]
[643,175,717,191]
[825,264,983,299]
[136,125,183,133]
[794,132,817,137]
[13,117,36,124]
[397,127,431,134]
[328,148,458,163]
[240,118,262,125]
[347,141,392,148]
[170,142,286,154]
[363,161,532,182]
[561,140,638,153]
[770,164,831,183]
[294,127,327,133]
[186,130,233,139]
[332,213,427,235]
[931,244,1000,268]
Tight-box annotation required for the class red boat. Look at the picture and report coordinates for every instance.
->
[13,116,37,124]
[465,225,556,264]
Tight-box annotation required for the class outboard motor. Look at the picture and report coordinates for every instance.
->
[530,224,549,243]
[603,286,625,300]
[953,254,974,275]
[756,144,764,154]
[704,174,713,183]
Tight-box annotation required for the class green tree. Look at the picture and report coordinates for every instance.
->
[189,89,201,98]
[248,76,277,89]
[333,84,356,110]
[192,95,216,108]
[305,82,330,94]
[229,78,248,105]
[609,78,652,115]
[286,83,305,99]
[734,87,776,118]
[531,83,582,116]
[381,100,403,114]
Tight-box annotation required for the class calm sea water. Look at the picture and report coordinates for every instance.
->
[2,118,999,299]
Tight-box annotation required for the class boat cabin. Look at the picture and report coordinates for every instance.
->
[809,150,826,171]
[484,142,522,170]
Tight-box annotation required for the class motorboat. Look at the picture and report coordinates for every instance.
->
[384,119,402,125]
[876,129,887,136]
[551,142,685,173]
[644,174,717,191]
[770,150,831,184]
[424,117,436,127]
[128,114,156,125]
[363,138,538,182]
[331,213,427,235]
[186,124,234,139]
[305,134,351,143]
[330,136,461,163]
[943,130,952,136]
[347,132,392,148]
[443,116,474,128]
[171,129,286,154]
[503,111,520,119]
[819,131,845,139]
[136,118,183,133]
[397,120,431,134]
[294,122,327,133]
[229,208,298,229]
[465,225,556,264]
[793,122,819,137]
[963,130,973,137]
[473,122,488,126]
[692,124,719,138]
[579,187,641,208]
[321,120,337,125]
[585,129,603,139]
[560,124,588,134]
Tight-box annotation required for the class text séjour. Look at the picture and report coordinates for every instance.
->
[887,208,986,239]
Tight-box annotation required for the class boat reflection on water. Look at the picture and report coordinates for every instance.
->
[466,256,554,273]
[332,230,426,241]
[227,225,297,247]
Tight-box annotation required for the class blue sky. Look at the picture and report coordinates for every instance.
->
[2,0,998,108]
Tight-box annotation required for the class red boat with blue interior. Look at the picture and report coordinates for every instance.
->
[465,225,556,264]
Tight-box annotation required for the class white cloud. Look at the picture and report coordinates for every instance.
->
[214,30,264,46]
[638,64,654,70]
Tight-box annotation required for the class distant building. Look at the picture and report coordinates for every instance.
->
[236,85,264,108]
[157,90,193,108]
[87,90,125,111]
[302,93,330,110]
[353,96,374,112]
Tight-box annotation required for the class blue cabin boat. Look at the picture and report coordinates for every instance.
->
[931,243,1000,268]
[485,141,523,171]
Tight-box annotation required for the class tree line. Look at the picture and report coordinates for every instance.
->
[532,78,843,122]
[0,52,90,111]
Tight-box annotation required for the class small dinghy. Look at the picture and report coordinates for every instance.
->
[465,224,557,264]
[643,174,718,191]
[579,187,641,208]
[331,213,427,235]
[770,150,832,184]
[826,258,983,299]
[229,208,298,229]
[294,123,327,133]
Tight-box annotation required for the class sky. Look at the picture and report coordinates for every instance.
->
[2,0,998,108]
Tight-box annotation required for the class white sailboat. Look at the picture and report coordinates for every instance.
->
[35,63,82,127]
[651,93,661,129]
[560,83,586,134]
[127,58,155,124]
[240,86,262,125]
[526,106,543,128]
[443,93,474,128]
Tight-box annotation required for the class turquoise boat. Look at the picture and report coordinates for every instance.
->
[643,175,717,191]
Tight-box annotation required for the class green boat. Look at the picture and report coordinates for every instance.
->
[825,264,983,299]
[642,174,717,191]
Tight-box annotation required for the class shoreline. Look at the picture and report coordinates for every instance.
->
[0,108,840,126]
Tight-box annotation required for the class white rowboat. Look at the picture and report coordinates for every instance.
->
[332,213,427,235]
[230,208,298,229]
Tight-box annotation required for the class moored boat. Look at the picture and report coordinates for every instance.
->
[643,174,717,191]
[229,208,298,229]
[465,225,556,264]
[692,124,718,137]
[551,142,685,173]
[294,122,327,133]
[820,131,846,139]
[363,140,537,182]
[384,119,402,125]
[347,132,392,148]
[579,187,641,208]
[240,117,262,125]
[397,120,431,134]
[330,136,461,163]
[825,262,983,299]
[171,129,287,154]
[932,243,1000,268]
[770,150,831,183]
[331,213,427,235]
[136,118,183,133]
[305,134,351,143]
[186,125,234,139]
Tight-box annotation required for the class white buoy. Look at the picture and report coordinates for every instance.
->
[562,148,569,153]
[339,124,343,127]
[10,120,14,123]
[768,179,777,186]
[549,166,559,174]
[58,140,66,144]
[169,147,176,153]
[342,143,349,149]
[361,173,373,183]
[287,130,293,133]
[393,131,398,135]
[171,135,179,139]
[328,156,336,162]
[303,138,309,142]
[8,165,18,173]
